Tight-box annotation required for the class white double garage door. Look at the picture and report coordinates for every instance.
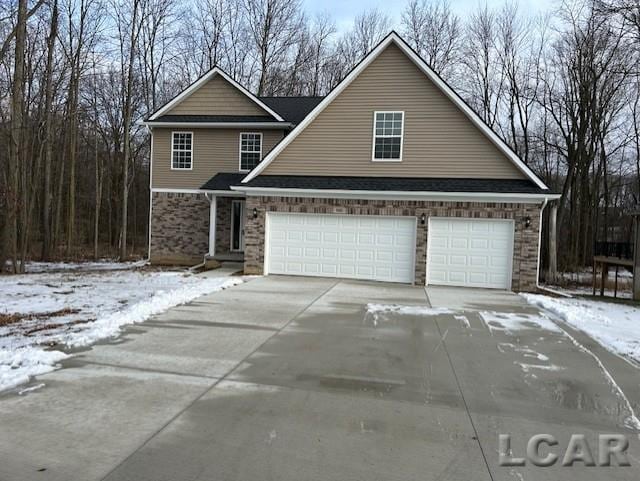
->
[265,213,514,289]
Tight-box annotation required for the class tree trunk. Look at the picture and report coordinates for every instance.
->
[3,0,28,273]
[120,0,141,260]
[41,0,58,261]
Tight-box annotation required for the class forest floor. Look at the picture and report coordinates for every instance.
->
[0,261,243,393]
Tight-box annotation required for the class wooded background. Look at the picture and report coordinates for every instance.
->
[1,0,639,276]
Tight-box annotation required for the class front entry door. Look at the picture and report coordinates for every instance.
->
[231,200,245,252]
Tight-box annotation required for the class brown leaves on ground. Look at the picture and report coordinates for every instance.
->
[0,308,81,327]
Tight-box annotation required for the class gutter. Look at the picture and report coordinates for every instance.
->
[230,185,562,204]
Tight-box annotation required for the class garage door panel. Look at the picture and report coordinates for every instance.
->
[430,236,448,249]
[428,218,513,289]
[267,213,416,283]
[451,238,468,249]
[376,250,393,262]
[377,234,394,246]
[359,233,375,244]
[287,262,303,273]
[340,232,356,244]
[470,238,488,249]
[470,256,488,267]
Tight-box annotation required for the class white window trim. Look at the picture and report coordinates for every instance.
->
[238,132,263,173]
[170,131,194,170]
[371,111,404,162]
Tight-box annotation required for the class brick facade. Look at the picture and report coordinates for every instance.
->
[150,192,210,265]
[244,196,541,291]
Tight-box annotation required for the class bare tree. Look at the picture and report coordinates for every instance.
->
[41,0,59,260]
[462,4,505,128]
[401,0,461,79]
[113,0,145,260]
[242,0,304,95]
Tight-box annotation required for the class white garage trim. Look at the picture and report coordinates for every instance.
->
[264,212,417,283]
[426,217,515,289]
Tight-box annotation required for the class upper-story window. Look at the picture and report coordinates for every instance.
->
[239,132,262,172]
[171,131,193,170]
[372,111,404,161]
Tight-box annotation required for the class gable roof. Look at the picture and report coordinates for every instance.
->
[259,97,324,124]
[147,67,285,122]
[242,32,548,190]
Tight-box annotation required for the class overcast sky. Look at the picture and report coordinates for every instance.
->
[302,0,558,33]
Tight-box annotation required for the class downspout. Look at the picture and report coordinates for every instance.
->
[146,126,154,262]
[190,192,216,272]
[535,197,572,297]
[205,193,216,257]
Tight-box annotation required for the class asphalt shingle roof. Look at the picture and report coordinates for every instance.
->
[258,97,324,124]
[201,173,247,191]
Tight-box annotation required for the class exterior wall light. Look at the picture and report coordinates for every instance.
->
[524,216,531,228]
[420,213,426,225]
[253,207,258,219]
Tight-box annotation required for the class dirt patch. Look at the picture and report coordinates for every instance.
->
[25,318,95,336]
[0,308,81,327]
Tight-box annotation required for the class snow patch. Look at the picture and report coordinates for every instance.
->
[522,294,640,364]
[366,304,455,316]
[480,311,563,334]
[18,383,46,395]
[0,348,68,392]
[454,315,470,328]
[0,267,243,393]
[522,294,640,430]
[64,277,243,347]
[515,362,564,373]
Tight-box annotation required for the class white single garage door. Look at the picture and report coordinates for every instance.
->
[427,218,514,289]
[266,213,416,283]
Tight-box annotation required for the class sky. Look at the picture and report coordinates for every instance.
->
[302,0,558,33]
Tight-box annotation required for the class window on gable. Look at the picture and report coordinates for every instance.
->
[172,132,193,169]
[373,111,404,161]
[240,133,262,171]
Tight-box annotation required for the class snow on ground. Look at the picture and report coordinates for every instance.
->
[0,262,243,392]
[480,311,564,334]
[24,259,148,273]
[522,294,640,365]
[366,304,455,316]
[545,283,632,299]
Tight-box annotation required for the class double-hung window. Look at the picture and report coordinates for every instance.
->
[372,111,404,161]
[239,133,262,172]
[171,132,193,169]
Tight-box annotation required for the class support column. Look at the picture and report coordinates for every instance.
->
[209,195,217,257]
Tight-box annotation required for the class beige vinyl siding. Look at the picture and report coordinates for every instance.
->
[262,43,526,179]
[152,128,286,189]
[166,75,268,116]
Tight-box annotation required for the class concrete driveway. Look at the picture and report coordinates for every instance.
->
[1,276,639,481]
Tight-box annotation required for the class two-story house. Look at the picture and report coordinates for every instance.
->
[143,32,559,291]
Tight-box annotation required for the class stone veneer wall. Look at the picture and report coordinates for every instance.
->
[150,192,210,265]
[243,196,542,291]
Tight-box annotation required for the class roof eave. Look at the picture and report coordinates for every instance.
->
[229,185,561,203]
[141,121,293,129]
